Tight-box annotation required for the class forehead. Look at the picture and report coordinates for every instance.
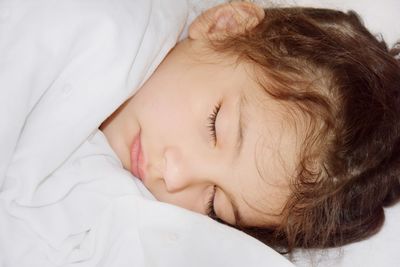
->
[232,87,299,226]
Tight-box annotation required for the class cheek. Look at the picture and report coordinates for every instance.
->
[144,96,188,132]
[133,84,200,149]
[134,82,182,124]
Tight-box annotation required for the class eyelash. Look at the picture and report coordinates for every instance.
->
[207,185,218,219]
[208,103,221,145]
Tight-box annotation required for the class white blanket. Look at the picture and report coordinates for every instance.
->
[0,0,294,266]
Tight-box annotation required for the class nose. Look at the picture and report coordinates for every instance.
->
[162,146,195,192]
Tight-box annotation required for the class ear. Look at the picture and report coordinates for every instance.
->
[189,2,265,40]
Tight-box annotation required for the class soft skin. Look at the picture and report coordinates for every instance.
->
[101,2,300,227]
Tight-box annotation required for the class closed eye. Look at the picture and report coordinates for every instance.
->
[208,103,221,145]
[206,185,218,220]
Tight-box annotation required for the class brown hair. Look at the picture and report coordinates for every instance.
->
[210,7,400,252]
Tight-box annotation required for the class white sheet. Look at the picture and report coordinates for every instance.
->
[0,0,294,266]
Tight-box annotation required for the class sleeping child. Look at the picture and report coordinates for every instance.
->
[1,1,399,264]
[100,1,400,252]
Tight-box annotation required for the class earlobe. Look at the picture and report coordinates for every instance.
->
[189,2,265,40]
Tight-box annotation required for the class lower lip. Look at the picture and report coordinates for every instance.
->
[130,131,145,181]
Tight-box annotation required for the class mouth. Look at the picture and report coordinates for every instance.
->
[130,130,145,181]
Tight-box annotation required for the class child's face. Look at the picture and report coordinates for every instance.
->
[102,37,300,227]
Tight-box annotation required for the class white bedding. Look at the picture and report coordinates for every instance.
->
[0,0,398,266]
[0,0,294,266]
